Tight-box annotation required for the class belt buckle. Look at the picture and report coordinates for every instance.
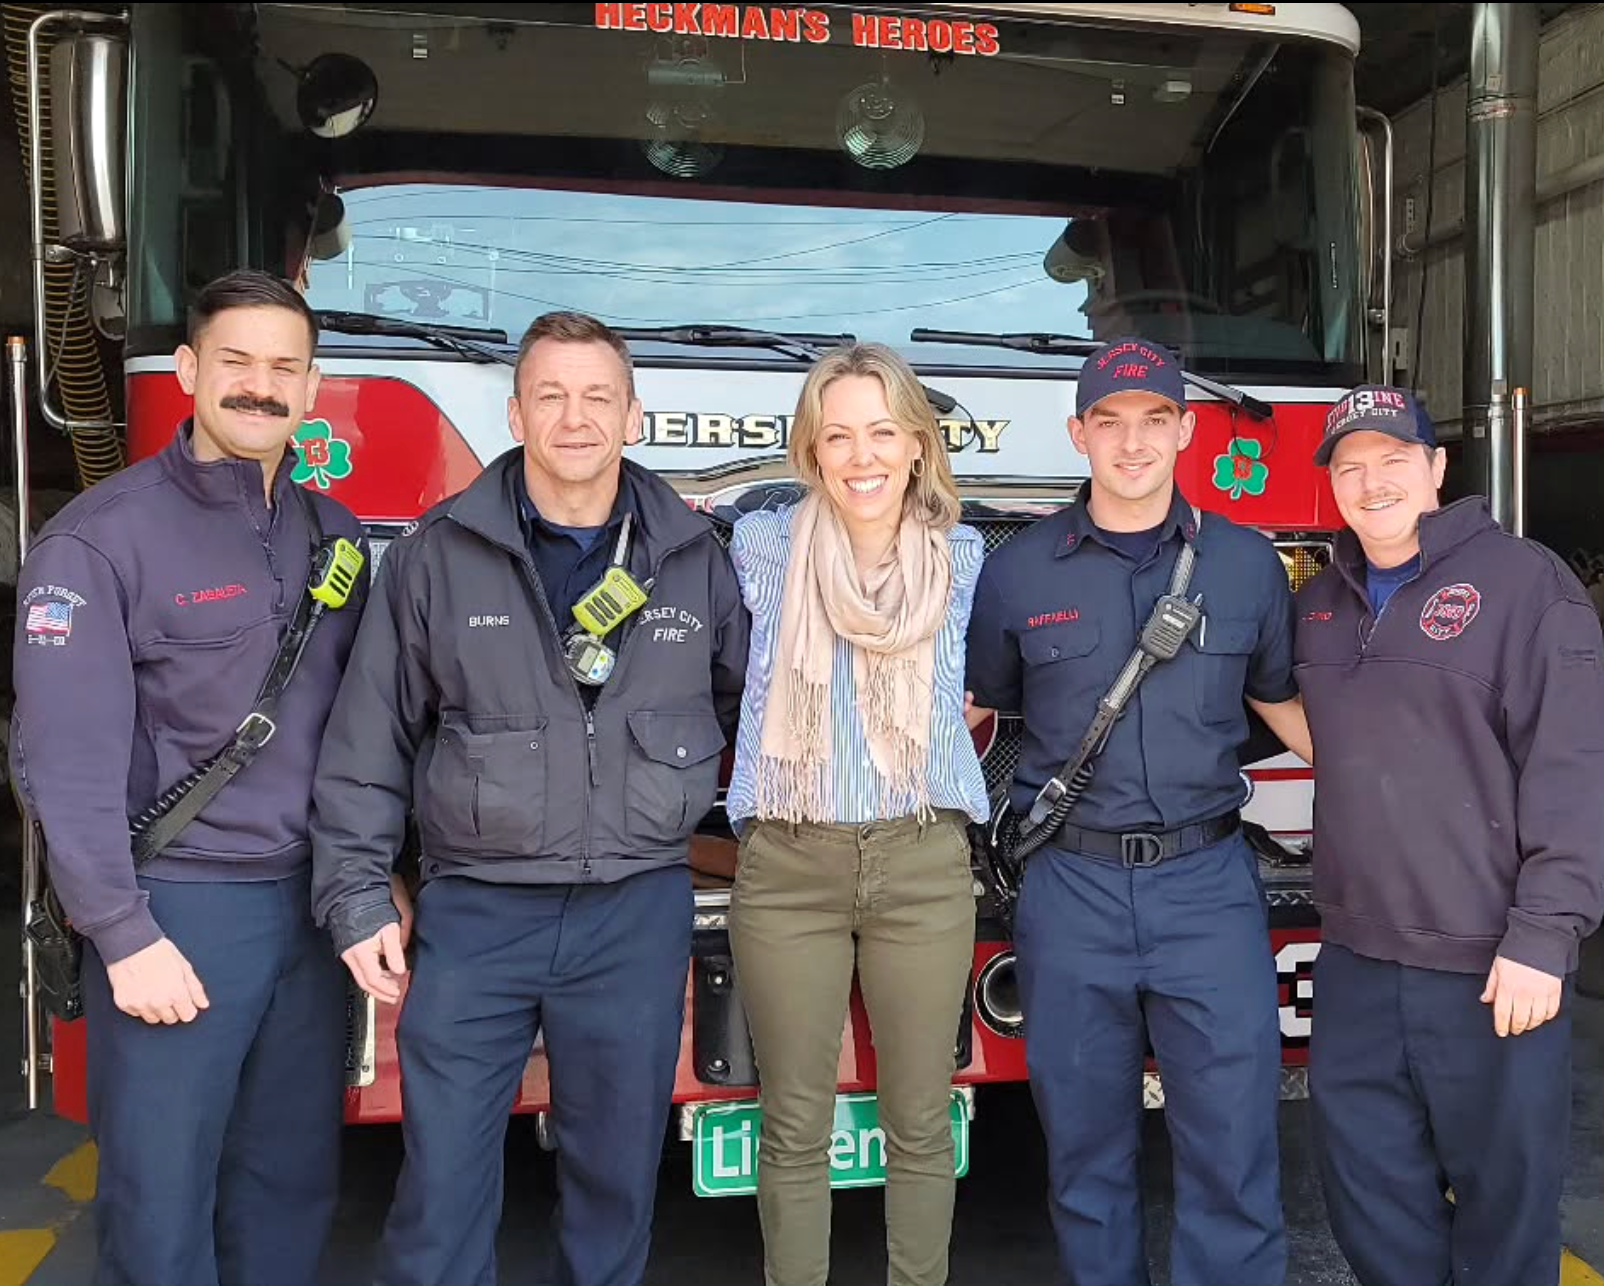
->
[234,712,277,753]
[1120,832,1164,869]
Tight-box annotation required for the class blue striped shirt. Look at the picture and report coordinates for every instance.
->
[726,507,989,826]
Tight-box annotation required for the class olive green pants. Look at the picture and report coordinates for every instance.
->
[728,811,977,1286]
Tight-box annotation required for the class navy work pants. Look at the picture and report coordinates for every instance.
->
[83,872,345,1286]
[1310,943,1573,1286]
[376,866,693,1286]
[1015,831,1286,1286]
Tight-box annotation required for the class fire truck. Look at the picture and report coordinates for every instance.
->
[14,1,1390,1198]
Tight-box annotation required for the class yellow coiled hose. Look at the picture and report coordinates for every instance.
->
[4,2,124,488]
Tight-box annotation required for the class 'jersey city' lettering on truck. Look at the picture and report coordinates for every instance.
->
[638,412,1011,453]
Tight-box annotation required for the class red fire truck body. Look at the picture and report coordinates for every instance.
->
[22,2,1378,1190]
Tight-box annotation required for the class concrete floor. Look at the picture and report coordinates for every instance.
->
[4,843,1604,1285]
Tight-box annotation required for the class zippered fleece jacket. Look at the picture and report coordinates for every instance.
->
[310,451,750,955]
[11,426,367,963]
[1294,496,1604,978]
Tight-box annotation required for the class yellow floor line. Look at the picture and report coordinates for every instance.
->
[0,1230,56,1286]
[41,1141,97,1205]
[1564,1248,1604,1286]
[0,1139,99,1285]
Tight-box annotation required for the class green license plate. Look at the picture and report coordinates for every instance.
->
[689,1090,970,1198]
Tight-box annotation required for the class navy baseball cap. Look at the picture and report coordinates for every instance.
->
[1314,385,1438,465]
[1075,336,1187,418]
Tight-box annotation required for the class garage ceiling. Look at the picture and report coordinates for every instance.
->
[1349,2,1576,115]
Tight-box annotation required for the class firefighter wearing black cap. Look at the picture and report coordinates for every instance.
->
[966,337,1310,1286]
[1295,386,1604,1286]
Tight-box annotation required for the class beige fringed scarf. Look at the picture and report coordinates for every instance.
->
[755,492,952,823]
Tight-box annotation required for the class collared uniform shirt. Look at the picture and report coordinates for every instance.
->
[725,506,989,826]
[516,471,635,622]
[966,488,1296,832]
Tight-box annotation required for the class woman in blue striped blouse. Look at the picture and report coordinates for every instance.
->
[726,343,988,1286]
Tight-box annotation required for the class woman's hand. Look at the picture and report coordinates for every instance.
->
[964,690,994,731]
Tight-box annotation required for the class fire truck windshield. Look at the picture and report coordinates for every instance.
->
[126,3,1364,385]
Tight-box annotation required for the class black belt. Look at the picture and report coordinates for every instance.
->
[1051,811,1241,869]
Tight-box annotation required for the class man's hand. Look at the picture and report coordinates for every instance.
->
[106,938,210,1025]
[341,922,409,1005]
[1481,956,1563,1037]
[390,871,415,949]
[964,690,995,732]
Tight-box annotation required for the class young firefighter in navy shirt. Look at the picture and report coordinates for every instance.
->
[11,271,368,1286]
[1295,387,1604,1286]
[966,338,1310,1286]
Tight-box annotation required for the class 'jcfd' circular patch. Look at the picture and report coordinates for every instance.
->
[1419,583,1482,641]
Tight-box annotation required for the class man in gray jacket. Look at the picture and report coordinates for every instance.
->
[311,311,748,1286]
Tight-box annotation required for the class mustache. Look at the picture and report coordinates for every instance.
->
[220,393,291,418]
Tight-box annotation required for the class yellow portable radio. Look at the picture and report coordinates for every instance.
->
[564,513,653,686]
[572,564,652,637]
[309,537,366,609]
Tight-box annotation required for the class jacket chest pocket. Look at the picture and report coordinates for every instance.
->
[625,711,727,844]
[1193,617,1258,725]
[421,712,548,856]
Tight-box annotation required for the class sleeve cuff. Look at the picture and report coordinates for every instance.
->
[1498,911,1578,978]
[1247,681,1300,705]
[329,896,402,956]
[87,904,164,966]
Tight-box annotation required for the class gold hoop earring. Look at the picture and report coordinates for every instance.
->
[911,457,925,478]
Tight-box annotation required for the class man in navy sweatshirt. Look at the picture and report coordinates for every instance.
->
[1294,385,1604,1286]
[11,271,368,1286]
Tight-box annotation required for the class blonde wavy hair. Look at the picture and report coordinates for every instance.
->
[787,343,961,531]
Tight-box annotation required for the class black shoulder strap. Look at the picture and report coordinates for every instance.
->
[129,485,333,864]
[1014,504,1203,857]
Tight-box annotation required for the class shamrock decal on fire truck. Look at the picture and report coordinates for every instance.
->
[1212,438,1269,501]
[291,420,354,491]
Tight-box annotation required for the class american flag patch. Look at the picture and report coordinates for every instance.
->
[25,600,74,644]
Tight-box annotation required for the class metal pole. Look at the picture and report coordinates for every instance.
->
[10,341,30,566]
[1358,107,1395,386]
[9,336,38,1111]
[1512,385,1529,537]
[1462,3,1538,530]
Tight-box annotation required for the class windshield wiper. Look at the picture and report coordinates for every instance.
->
[316,310,514,365]
[619,324,958,414]
[909,328,1274,421]
[612,324,855,365]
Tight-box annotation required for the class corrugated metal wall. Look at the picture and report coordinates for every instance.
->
[1388,2,1604,436]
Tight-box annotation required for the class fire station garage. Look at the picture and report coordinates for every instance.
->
[2,3,1604,1285]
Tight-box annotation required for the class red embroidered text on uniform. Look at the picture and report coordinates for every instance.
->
[1027,609,1080,628]
[175,583,249,607]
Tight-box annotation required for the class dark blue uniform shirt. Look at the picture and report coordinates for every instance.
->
[966,488,1297,832]
[516,470,637,622]
[1364,553,1421,616]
